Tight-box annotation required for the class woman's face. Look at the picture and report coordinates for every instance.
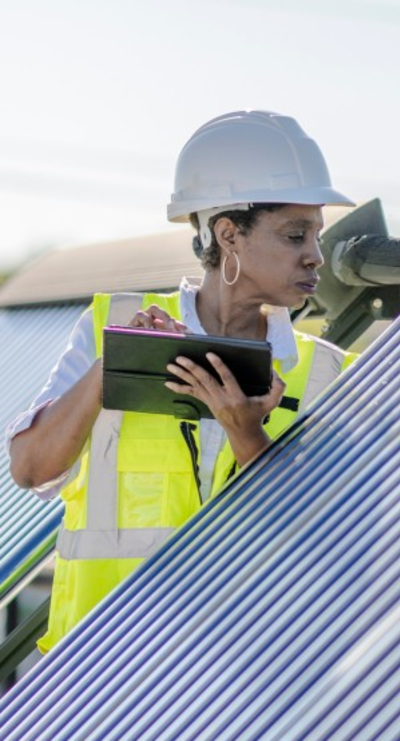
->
[232,204,324,308]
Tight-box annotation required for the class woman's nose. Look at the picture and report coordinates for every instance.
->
[303,238,324,268]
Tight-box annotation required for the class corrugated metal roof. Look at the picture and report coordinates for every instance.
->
[2,316,399,740]
[0,305,86,596]
[0,229,202,307]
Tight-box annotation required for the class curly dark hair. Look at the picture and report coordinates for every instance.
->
[190,204,286,270]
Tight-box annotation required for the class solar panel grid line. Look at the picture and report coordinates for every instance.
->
[2,501,60,552]
[2,513,56,559]
[0,332,35,370]
[2,487,56,527]
[1,533,58,590]
[0,485,19,516]
[66,569,400,741]
[0,309,84,426]
[54,592,398,738]
[1,360,62,417]
[2,448,396,736]
[1,496,62,539]
[0,507,60,584]
[0,331,64,363]
[195,596,396,739]
[247,612,400,741]
[0,303,83,353]
[2,488,62,519]
[1,496,62,552]
[0,374,46,422]
[0,308,55,341]
[263,663,400,741]
[160,655,400,741]
[361,709,400,741]
[0,470,15,489]
[297,362,399,458]
[0,318,60,363]
[1,372,48,417]
[1,408,396,712]
[0,490,20,523]
[0,305,80,347]
[123,584,398,740]
[319,669,400,741]
[1,495,50,536]
[297,653,400,741]
[3,500,64,536]
[1,523,59,583]
[2,551,56,609]
[353,700,400,741]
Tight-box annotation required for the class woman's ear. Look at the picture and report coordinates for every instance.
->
[213,217,238,255]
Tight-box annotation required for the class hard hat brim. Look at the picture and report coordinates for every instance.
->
[167,187,356,223]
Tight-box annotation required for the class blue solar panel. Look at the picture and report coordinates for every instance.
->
[0,305,86,594]
[1,316,399,740]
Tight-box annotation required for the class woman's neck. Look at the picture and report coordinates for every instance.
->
[196,272,267,341]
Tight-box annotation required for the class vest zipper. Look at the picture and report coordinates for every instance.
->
[180,421,202,503]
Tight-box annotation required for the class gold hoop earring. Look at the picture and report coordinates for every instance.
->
[222,252,240,286]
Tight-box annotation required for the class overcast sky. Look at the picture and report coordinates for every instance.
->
[0,0,399,270]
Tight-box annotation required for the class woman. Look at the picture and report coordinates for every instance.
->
[7,110,358,651]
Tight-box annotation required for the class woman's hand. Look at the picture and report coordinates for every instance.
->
[165,352,286,467]
[128,304,188,333]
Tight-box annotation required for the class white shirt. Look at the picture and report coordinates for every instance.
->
[6,278,298,501]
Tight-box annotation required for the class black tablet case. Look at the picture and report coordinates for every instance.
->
[102,326,273,420]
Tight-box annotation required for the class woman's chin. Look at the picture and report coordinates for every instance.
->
[291,297,308,310]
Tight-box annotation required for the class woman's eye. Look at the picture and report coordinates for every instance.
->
[288,233,305,243]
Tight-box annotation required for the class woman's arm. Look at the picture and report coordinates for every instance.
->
[9,302,189,490]
[9,360,103,489]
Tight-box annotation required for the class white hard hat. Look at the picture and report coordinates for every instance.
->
[167,110,354,223]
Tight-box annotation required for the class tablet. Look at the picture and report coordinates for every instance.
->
[102,326,273,420]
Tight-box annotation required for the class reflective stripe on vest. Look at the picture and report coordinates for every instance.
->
[57,293,175,561]
[57,526,174,559]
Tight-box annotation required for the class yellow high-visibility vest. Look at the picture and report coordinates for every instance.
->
[38,291,357,652]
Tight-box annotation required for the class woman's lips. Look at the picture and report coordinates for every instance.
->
[295,281,318,294]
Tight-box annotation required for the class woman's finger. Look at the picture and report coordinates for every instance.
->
[166,360,199,386]
[129,310,153,329]
[147,305,188,332]
[205,352,240,388]
[128,304,188,332]
[166,357,217,389]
